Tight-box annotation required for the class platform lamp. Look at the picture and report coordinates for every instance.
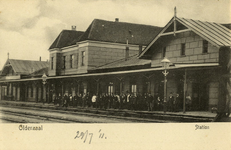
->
[42,73,47,104]
[161,57,171,113]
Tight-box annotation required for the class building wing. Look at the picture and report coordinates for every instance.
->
[1,59,49,77]
[139,17,231,58]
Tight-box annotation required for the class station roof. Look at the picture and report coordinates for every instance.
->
[94,54,151,71]
[78,19,162,45]
[49,30,84,49]
[49,19,162,50]
[1,59,49,75]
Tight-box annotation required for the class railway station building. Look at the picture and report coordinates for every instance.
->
[0,16,230,112]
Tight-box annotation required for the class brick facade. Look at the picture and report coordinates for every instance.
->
[49,41,140,75]
[151,31,219,67]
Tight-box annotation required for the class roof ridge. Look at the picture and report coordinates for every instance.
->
[88,19,97,39]
[94,18,162,28]
[9,59,48,62]
[55,31,63,47]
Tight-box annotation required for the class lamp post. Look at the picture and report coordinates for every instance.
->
[42,73,47,104]
[161,57,170,113]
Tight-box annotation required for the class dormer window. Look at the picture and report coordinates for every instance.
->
[203,40,208,53]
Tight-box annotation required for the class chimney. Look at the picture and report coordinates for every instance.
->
[115,18,119,22]
[39,56,41,61]
[72,25,76,30]
[125,46,129,61]
[139,45,143,54]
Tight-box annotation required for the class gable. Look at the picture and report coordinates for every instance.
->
[139,17,231,59]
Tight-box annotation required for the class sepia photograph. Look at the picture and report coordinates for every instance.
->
[0,0,230,149]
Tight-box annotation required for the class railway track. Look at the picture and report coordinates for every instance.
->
[0,111,76,123]
[0,106,171,123]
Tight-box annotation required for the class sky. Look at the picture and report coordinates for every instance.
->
[0,0,230,70]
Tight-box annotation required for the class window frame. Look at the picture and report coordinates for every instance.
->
[203,40,208,54]
[70,54,74,68]
[131,84,137,95]
[81,51,85,66]
[51,57,54,70]
[108,82,114,95]
[181,43,186,56]
[31,86,33,98]
[162,47,166,58]
[76,53,79,68]
[63,56,66,69]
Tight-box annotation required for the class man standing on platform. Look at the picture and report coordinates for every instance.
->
[168,92,174,112]
[147,93,154,111]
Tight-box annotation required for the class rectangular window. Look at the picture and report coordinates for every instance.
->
[131,84,137,95]
[51,57,54,70]
[63,56,66,69]
[27,87,30,97]
[70,54,74,68]
[81,51,85,66]
[108,82,113,95]
[31,86,33,98]
[162,47,166,58]
[203,40,208,53]
[181,43,186,56]
[76,53,79,68]
[146,82,150,93]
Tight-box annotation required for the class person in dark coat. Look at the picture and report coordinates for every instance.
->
[103,93,107,109]
[168,92,174,112]
[153,92,159,111]
[136,93,141,110]
[63,94,68,110]
[69,94,73,107]
[147,93,154,111]
[57,93,62,107]
[78,93,82,107]
[126,92,131,110]
[120,93,126,109]
[82,93,86,107]
[174,93,180,112]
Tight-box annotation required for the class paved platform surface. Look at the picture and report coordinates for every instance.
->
[1,100,229,122]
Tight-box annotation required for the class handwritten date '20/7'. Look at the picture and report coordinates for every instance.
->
[74,129,107,144]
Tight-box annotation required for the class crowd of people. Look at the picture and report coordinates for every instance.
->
[52,92,188,112]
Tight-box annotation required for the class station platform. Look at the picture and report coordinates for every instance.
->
[0,100,229,122]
